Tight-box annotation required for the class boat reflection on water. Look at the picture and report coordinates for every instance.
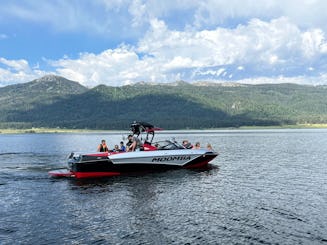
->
[66,163,220,188]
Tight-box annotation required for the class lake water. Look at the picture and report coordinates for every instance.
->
[0,129,326,244]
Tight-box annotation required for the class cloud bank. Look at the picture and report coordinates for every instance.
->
[1,1,327,87]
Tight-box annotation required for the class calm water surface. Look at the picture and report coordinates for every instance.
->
[0,129,326,244]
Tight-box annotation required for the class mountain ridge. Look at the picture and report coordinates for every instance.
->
[1,75,327,129]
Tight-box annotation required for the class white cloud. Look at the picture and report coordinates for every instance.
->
[302,29,327,58]
[0,58,46,86]
[163,56,194,70]
[2,0,327,36]
[52,47,143,87]
[223,74,327,85]
[128,0,147,27]
[189,0,327,33]
[1,2,327,87]
[138,17,326,69]
[196,68,226,77]
[0,57,30,72]
[46,17,327,86]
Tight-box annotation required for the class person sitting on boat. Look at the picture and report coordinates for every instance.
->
[97,139,109,152]
[182,140,193,149]
[120,141,126,152]
[193,142,201,149]
[126,135,133,149]
[127,135,142,151]
[113,144,120,152]
[206,143,213,151]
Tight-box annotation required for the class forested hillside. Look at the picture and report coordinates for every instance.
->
[1,75,327,129]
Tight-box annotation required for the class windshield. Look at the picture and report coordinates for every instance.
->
[154,140,185,150]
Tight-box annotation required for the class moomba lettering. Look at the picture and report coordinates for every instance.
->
[152,156,191,162]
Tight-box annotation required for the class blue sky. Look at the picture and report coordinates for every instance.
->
[1,0,327,87]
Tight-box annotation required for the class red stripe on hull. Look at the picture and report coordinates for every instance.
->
[74,171,121,179]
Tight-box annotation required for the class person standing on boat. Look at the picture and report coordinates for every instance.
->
[97,139,109,152]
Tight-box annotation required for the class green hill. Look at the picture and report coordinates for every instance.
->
[1,75,327,129]
[0,75,88,128]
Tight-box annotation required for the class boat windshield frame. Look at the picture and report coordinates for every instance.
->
[153,140,185,150]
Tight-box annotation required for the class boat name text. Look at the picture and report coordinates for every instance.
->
[152,156,191,162]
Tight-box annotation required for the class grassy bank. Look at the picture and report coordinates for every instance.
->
[1,124,327,134]
[0,128,112,134]
[238,123,327,130]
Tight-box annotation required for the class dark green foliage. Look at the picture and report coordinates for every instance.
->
[1,76,327,129]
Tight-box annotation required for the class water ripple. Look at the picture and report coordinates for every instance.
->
[1,130,327,244]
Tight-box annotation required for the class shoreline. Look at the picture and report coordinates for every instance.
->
[1,124,327,134]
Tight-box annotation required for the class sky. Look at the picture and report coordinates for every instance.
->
[1,0,327,87]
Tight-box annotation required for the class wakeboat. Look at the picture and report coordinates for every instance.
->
[49,122,218,178]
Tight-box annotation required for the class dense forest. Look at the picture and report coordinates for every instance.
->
[1,75,327,130]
